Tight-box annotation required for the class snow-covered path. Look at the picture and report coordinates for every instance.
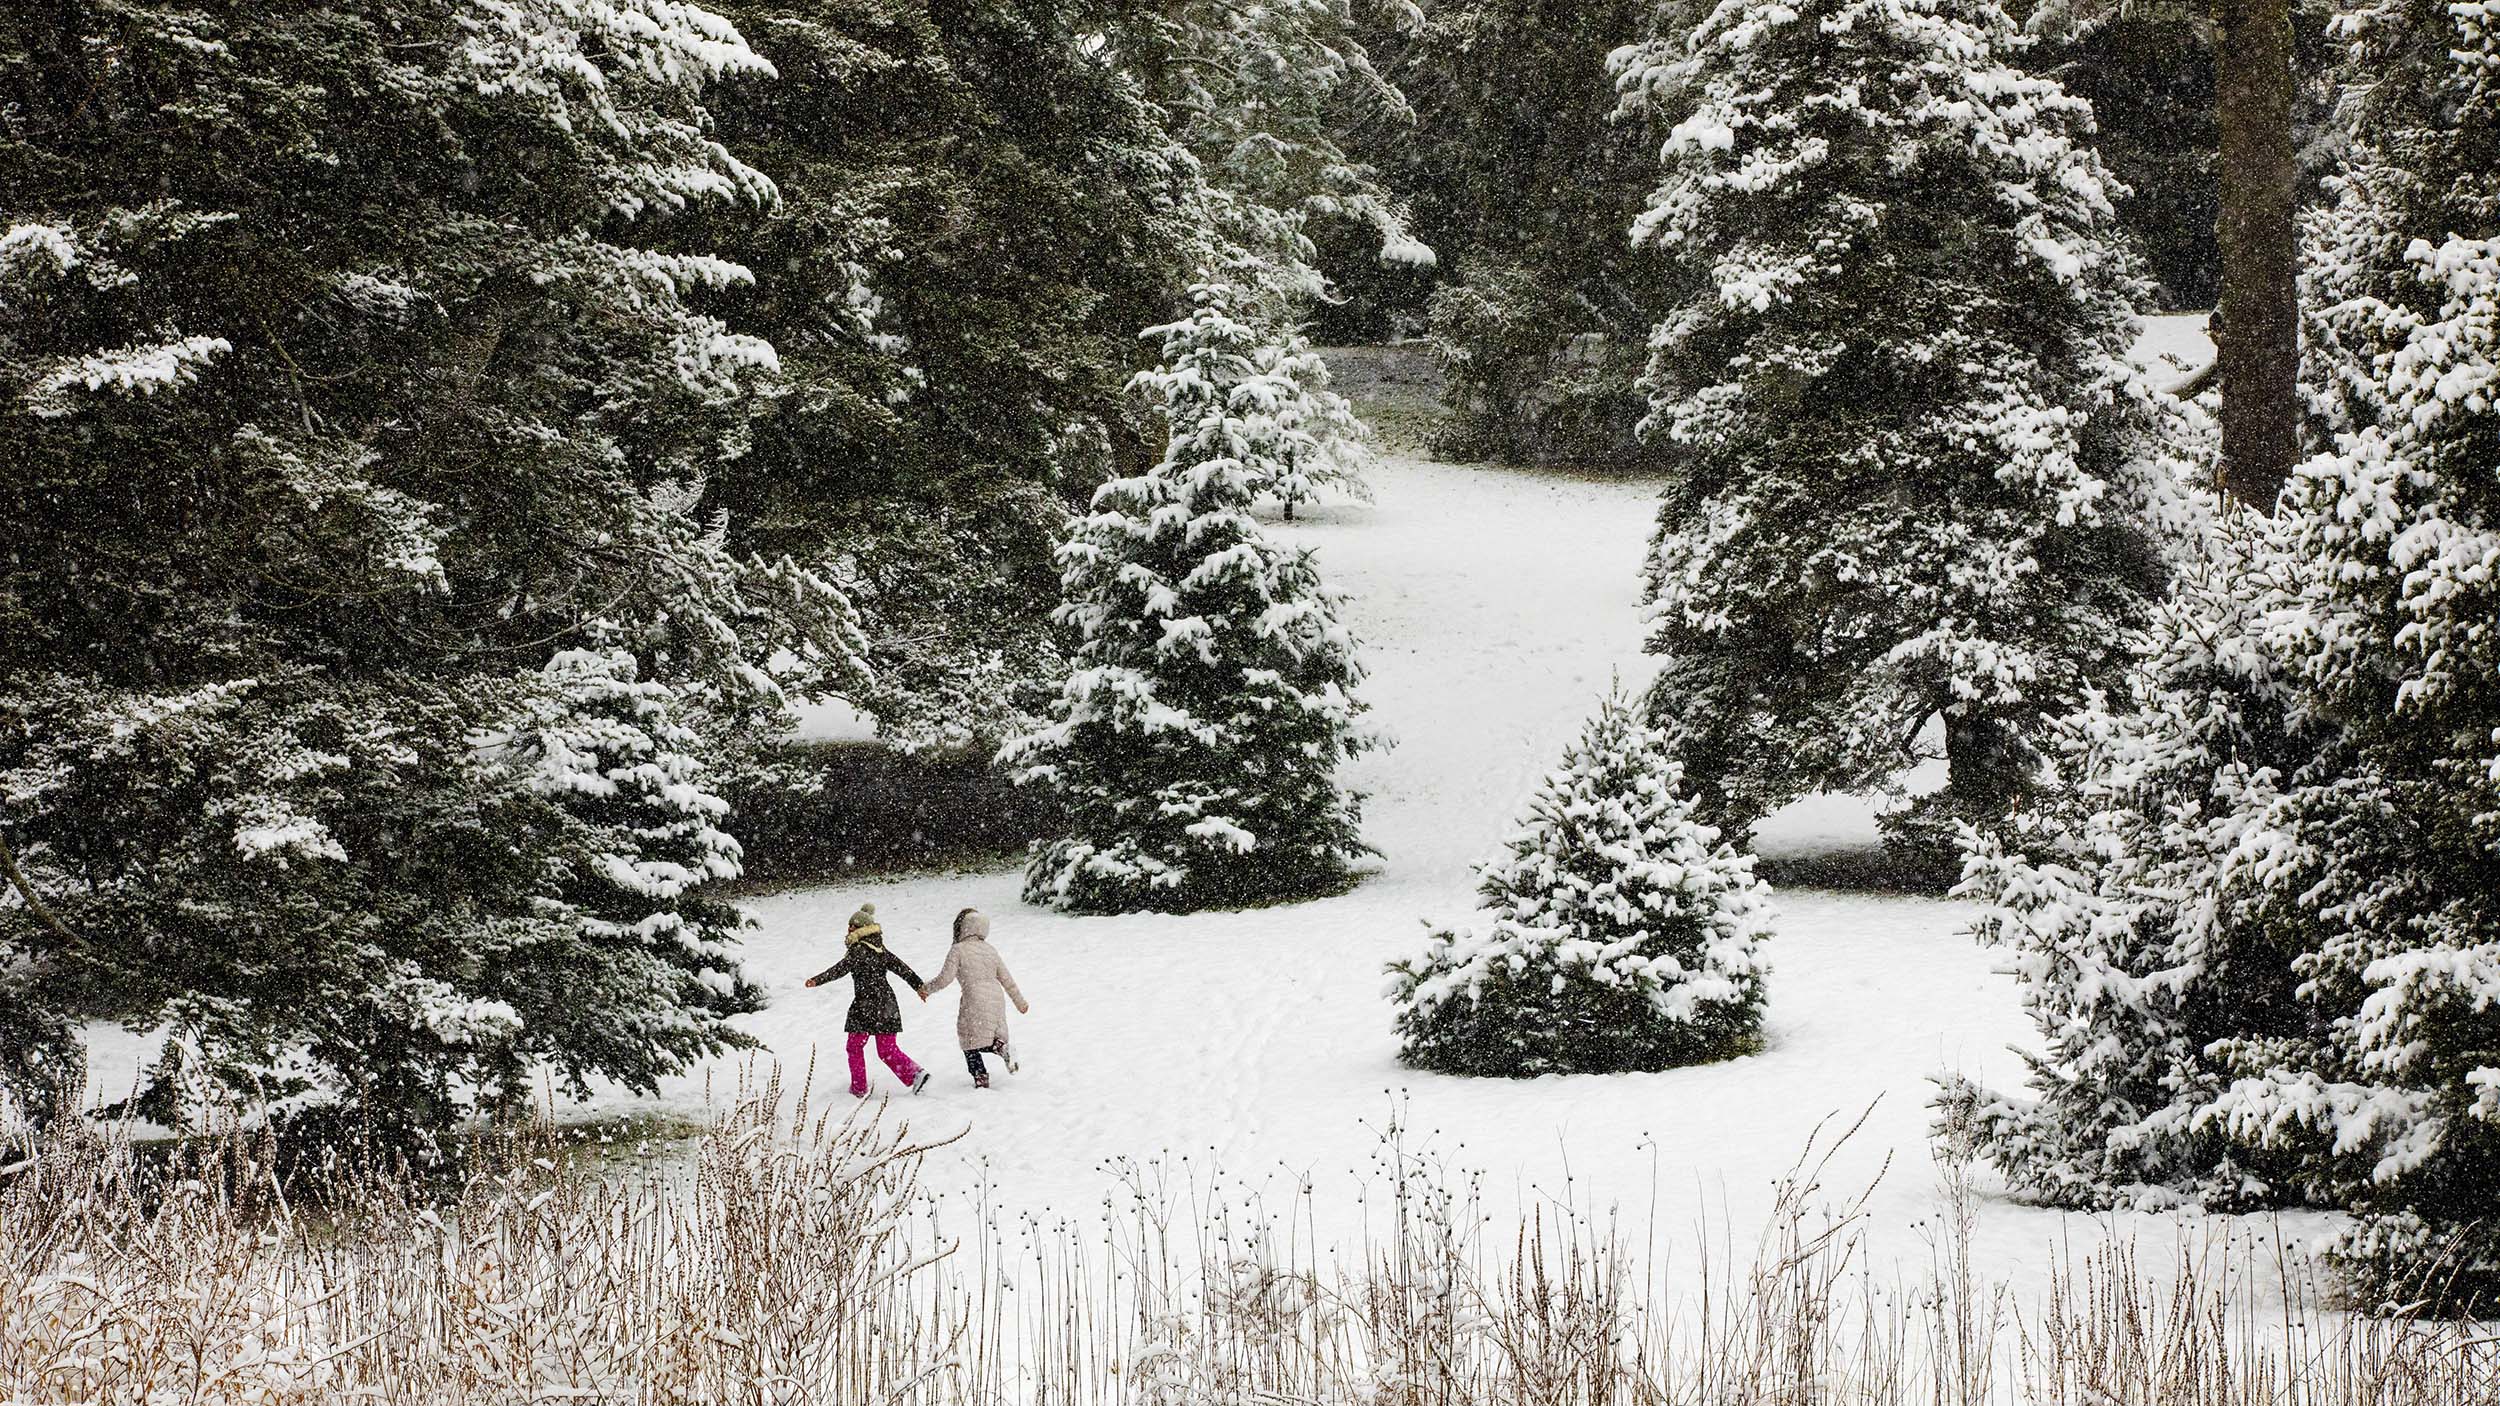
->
[634,442,2308,1303]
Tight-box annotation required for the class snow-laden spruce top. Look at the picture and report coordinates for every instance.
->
[1619,0,2125,299]
[1609,0,2199,842]
[1389,693,1771,1076]
[1003,277,1377,913]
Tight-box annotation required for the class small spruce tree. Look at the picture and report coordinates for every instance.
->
[1245,323,1374,519]
[1388,691,1771,1076]
[1002,278,1377,914]
[1612,0,2184,869]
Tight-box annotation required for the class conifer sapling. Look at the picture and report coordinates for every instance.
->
[1003,278,1378,914]
[1388,690,1771,1076]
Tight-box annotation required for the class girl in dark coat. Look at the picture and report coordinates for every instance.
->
[805,902,931,1097]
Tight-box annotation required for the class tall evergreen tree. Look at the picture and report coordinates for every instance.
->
[1613,0,2186,866]
[1388,690,1771,1077]
[1949,0,2500,1304]
[695,0,1202,748]
[1002,279,1377,914]
[0,0,839,1132]
[1416,0,1664,466]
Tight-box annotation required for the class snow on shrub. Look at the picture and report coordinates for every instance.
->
[1002,277,1378,914]
[1387,691,1771,1076]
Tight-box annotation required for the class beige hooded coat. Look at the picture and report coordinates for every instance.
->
[922,911,1028,1051]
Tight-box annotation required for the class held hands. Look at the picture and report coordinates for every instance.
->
[916,986,930,1001]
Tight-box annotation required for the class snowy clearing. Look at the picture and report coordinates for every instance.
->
[84,315,2301,1312]
[700,453,2053,1260]
[675,314,2306,1314]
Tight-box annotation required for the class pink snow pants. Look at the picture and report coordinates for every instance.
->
[847,1032,921,1095]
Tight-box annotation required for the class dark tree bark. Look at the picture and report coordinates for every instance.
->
[1945,711,2033,817]
[2212,0,2301,511]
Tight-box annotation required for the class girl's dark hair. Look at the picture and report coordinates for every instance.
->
[954,907,979,938]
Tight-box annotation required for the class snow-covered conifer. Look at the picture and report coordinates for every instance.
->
[2201,0,2500,1299]
[1002,279,1378,913]
[1949,0,2500,1301]
[0,0,824,1131]
[1938,504,2315,1209]
[1613,0,2183,868]
[1387,691,1771,1076]
[1122,0,1435,310]
[1247,324,1374,517]
[698,0,1207,747]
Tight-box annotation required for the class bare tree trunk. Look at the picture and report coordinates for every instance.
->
[1947,709,2034,812]
[2213,0,2301,512]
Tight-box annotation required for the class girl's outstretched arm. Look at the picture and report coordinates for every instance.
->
[997,960,1029,1015]
[804,952,854,989]
[889,950,927,992]
[923,946,963,998]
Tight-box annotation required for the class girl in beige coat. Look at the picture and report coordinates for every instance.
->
[919,908,1029,1088]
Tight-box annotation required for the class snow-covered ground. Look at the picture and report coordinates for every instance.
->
[664,307,2304,1309]
[685,452,2057,1267]
[2137,309,2216,392]
[90,312,2307,1310]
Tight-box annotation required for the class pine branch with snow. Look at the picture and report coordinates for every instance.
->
[1120,0,1435,312]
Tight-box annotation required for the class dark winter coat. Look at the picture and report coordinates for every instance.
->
[810,936,926,1035]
